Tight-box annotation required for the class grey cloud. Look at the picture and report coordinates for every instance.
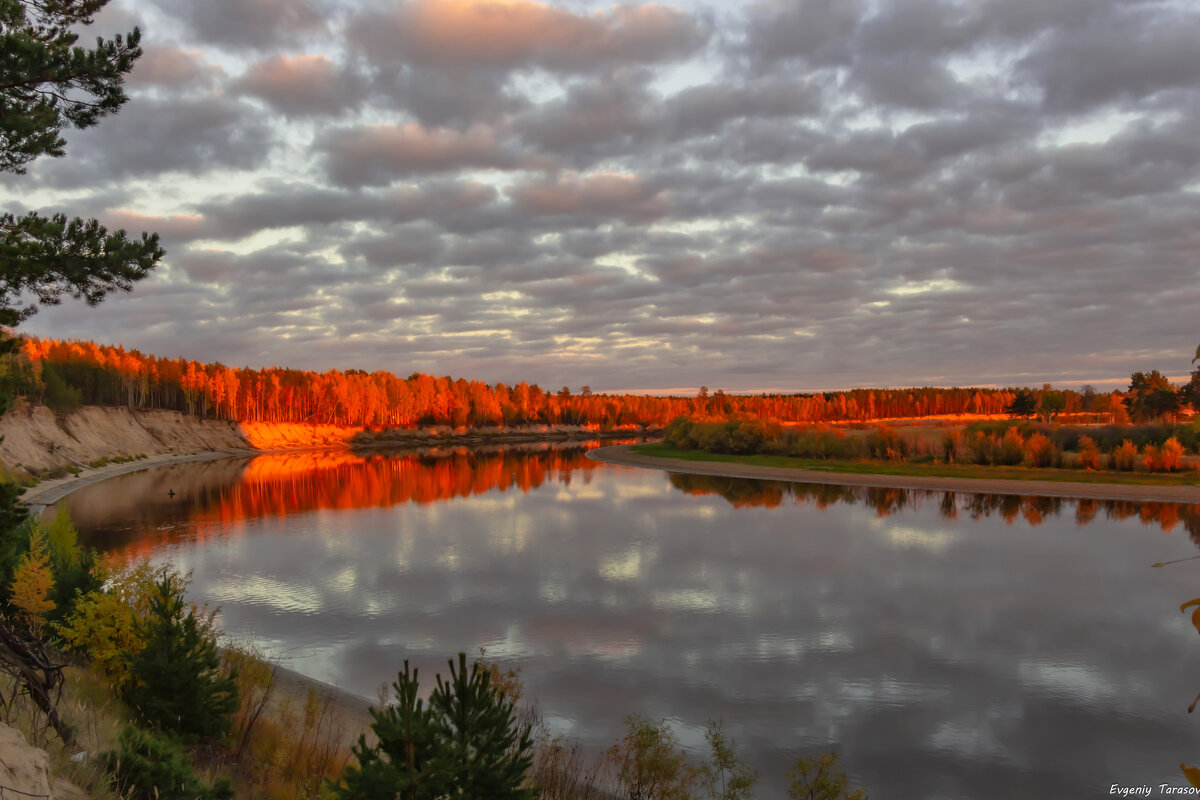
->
[441,231,542,268]
[853,55,967,110]
[153,0,327,51]
[26,94,271,188]
[858,0,984,57]
[514,71,656,159]
[194,181,502,242]
[745,0,862,67]
[195,187,381,241]
[367,67,527,127]
[102,209,206,243]
[667,75,822,134]
[342,223,446,270]
[1019,6,1200,112]
[322,124,515,187]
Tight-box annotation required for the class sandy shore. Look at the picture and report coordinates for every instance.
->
[19,449,258,516]
[269,662,375,749]
[589,444,1200,503]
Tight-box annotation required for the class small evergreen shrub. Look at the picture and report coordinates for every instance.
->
[102,725,233,800]
[334,653,536,800]
[124,572,238,741]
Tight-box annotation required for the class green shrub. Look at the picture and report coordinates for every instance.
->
[663,417,696,449]
[787,751,867,799]
[102,725,233,800]
[0,507,99,624]
[865,425,907,461]
[608,715,695,800]
[941,432,960,463]
[965,431,993,465]
[42,362,82,415]
[997,429,1024,466]
[699,720,757,800]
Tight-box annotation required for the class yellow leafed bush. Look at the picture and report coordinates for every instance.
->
[56,560,192,688]
[10,530,55,632]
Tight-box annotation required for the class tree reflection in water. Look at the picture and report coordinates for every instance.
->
[78,442,633,559]
[666,472,1200,544]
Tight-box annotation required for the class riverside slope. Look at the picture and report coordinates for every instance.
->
[0,403,361,510]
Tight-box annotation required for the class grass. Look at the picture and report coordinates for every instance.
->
[632,443,1200,487]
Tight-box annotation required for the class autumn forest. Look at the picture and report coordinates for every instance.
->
[0,336,1147,430]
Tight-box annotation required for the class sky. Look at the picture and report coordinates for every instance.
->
[10,0,1200,393]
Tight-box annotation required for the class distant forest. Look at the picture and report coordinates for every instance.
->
[0,336,1131,428]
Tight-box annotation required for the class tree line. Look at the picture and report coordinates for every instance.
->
[0,335,1140,429]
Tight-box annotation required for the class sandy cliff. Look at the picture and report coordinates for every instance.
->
[0,402,359,477]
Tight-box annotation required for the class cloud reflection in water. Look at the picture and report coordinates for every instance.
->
[62,444,1200,799]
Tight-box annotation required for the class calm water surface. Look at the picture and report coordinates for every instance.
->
[64,444,1200,798]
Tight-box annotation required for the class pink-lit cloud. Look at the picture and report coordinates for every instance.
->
[127,47,225,88]
[235,55,366,116]
[351,0,709,72]
[511,172,668,223]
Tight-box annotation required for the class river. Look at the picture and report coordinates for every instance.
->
[62,442,1200,798]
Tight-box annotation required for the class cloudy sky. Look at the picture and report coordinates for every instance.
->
[11,0,1200,392]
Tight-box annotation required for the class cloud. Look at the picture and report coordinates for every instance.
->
[234,55,367,117]
[323,124,514,186]
[22,94,272,188]
[155,0,327,51]
[1019,6,1200,113]
[16,0,1200,392]
[348,0,709,72]
[128,47,225,89]
[367,67,526,127]
[510,173,668,224]
[745,0,863,68]
[102,210,206,242]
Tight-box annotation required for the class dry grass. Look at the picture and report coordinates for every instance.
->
[0,641,361,800]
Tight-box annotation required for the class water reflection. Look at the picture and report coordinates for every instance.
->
[668,473,1200,536]
[62,445,1200,799]
[72,442,617,555]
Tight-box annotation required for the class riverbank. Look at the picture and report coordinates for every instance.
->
[351,423,654,449]
[589,444,1200,503]
[19,450,254,514]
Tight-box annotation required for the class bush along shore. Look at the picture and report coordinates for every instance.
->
[0,505,870,800]
[656,416,1200,483]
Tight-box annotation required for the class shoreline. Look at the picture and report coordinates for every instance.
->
[15,447,380,744]
[268,660,375,749]
[20,448,258,515]
[588,444,1200,504]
